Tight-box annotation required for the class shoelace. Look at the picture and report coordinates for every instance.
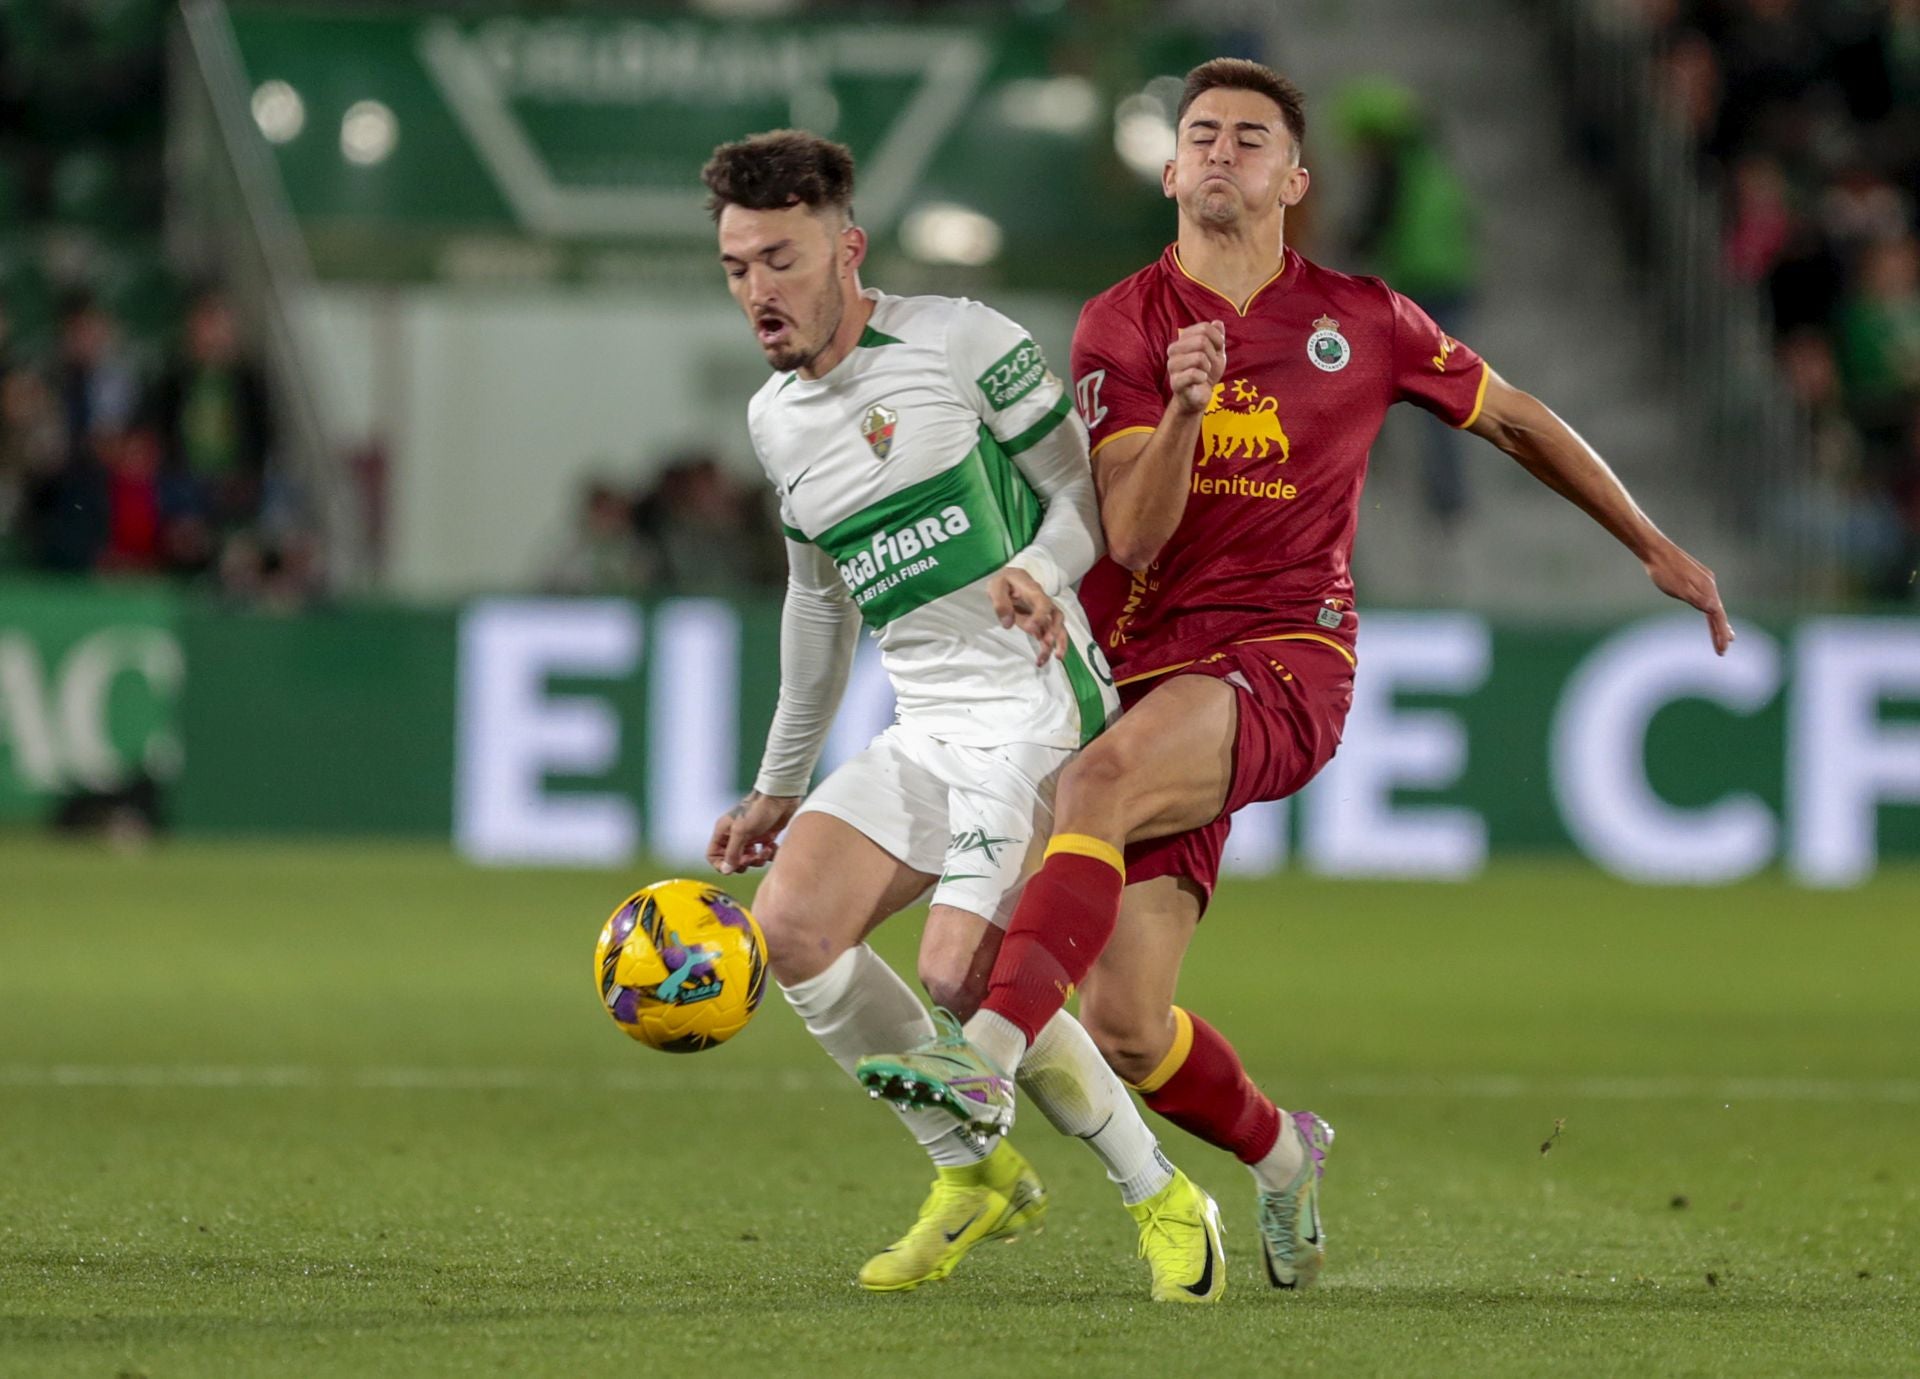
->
[908,1180,976,1235]
[1260,1192,1301,1265]
[928,1007,968,1047]
[1136,1201,1200,1263]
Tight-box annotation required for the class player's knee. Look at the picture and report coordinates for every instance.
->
[1058,739,1131,813]
[752,878,843,985]
[1079,1000,1173,1087]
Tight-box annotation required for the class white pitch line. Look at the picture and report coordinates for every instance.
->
[1326,1073,1920,1105]
[2,1065,1918,1104]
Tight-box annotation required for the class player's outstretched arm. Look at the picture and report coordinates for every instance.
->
[1467,369,1734,655]
[1094,321,1224,572]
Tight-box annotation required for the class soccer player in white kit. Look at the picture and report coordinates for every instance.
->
[701,131,1226,1300]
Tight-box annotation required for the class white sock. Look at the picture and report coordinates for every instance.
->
[1248,1110,1307,1193]
[1020,1011,1175,1205]
[964,1008,1030,1076]
[781,945,989,1169]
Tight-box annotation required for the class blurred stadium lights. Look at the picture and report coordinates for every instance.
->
[789,87,841,135]
[1113,76,1183,182]
[250,79,305,144]
[340,99,399,167]
[994,76,1100,137]
[900,202,1003,267]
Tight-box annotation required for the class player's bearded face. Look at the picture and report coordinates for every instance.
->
[1167,88,1304,227]
[718,205,851,373]
[767,263,845,373]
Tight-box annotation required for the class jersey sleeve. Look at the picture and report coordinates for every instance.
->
[1388,287,1489,428]
[1069,293,1164,457]
[944,300,1075,454]
[746,394,805,540]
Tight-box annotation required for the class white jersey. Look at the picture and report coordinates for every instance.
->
[747,289,1117,750]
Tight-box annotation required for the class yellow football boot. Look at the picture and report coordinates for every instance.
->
[1127,1168,1227,1303]
[857,1139,1048,1291]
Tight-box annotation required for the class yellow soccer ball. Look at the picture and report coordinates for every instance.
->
[594,880,768,1052]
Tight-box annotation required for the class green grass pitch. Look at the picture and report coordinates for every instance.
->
[2,840,1915,1377]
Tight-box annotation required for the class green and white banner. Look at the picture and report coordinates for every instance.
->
[219,6,1209,286]
[0,585,183,823]
[5,584,1916,886]
[445,600,1920,887]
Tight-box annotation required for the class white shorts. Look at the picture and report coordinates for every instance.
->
[796,723,1072,927]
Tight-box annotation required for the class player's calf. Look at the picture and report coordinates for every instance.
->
[917,904,1003,1022]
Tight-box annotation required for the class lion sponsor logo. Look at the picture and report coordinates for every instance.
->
[1200,379,1290,465]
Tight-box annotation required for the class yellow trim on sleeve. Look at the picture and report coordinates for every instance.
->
[1043,832,1125,877]
[1131,1006,1196,1093]
[1090,425,1157,459]
[1455,360,1490,430]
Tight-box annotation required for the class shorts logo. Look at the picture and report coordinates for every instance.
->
[861,403,898,461]
[1308,315,1350,373]
[949,829,1018,863]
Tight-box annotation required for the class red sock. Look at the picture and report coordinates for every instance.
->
[980,834,1126,1042]
[1135,1008,1282,1165]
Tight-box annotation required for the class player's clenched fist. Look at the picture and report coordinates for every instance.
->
[1168,321,1227,415]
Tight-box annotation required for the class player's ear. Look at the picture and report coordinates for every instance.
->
[841,223,868,276]
[1161,159,1178,201]
[1280,165,1310,208]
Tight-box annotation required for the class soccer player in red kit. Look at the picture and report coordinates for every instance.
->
[861,57,1733,1299]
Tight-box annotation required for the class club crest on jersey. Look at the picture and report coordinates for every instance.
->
[861,403,898,461]
[1307,315,1351,373]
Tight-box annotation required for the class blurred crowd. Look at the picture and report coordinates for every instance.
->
[1648,0,1920,595]
[0,287,318,606]
[1,0,318,606]
[542,451,785,597]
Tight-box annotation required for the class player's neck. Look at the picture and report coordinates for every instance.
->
[799,288,876,381]
[1174,217,1287,313]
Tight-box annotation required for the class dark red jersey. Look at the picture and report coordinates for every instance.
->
[1071,244,1487,683]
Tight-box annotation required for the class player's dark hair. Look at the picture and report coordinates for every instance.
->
[701,130,856,223]
[1176,59,1307,156]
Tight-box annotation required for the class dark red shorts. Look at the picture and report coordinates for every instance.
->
[1121,638,1355,906]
